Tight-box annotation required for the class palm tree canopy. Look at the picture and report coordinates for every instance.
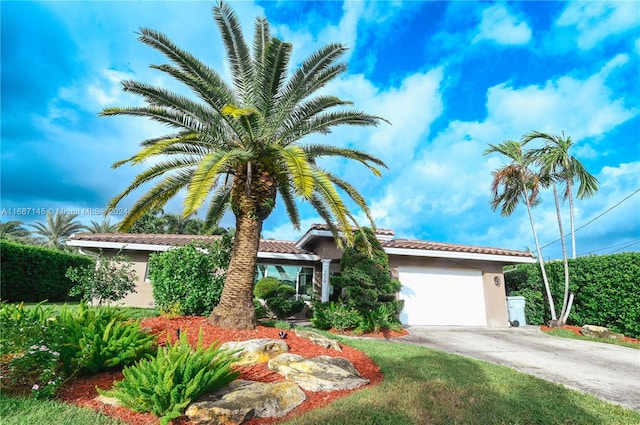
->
[87,218,120,233]
[0,221,31,241]
[522,131,599,200]
[104,1,387,247]
[29,212,86,249]
[484,140,541,217]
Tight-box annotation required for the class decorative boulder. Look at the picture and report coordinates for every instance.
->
[580,325,625,340]
[220,339,289,366]
[295,329,342,351]
[268,353,369,392]
[186,380,305,425]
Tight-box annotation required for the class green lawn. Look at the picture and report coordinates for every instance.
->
[542,328,639,349]
[2,334,638,425]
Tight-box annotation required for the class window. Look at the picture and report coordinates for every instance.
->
[255,264,315,298]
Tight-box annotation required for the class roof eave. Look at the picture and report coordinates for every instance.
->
[383,247,536,264]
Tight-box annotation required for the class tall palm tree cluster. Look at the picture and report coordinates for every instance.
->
[103,2,387,329]
[485,131,599,326]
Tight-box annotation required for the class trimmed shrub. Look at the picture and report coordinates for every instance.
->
[254,277,305,319]
[100,330,239,425]
[505,252,640,337]
[148,234,232,316]
[253,277,281,300]
[66,252,138,305]
[0,241,93,302]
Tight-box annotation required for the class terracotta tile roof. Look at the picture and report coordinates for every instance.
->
[382,239,533,258]
[308,223,395,236]
[68,233,315,255]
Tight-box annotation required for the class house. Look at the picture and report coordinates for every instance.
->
[67,224,535,327]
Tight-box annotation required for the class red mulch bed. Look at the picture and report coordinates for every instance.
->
[57,316,388,425]
[540,324,640,344]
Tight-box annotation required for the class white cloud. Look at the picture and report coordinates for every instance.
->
[485,55,637,141]
[473,4,532,45]
[555,1,640,50]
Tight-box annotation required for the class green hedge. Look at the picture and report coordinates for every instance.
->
[0,241,94,302]
[505,252,640,338]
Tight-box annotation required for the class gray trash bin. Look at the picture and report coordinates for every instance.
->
[506,296,526,327]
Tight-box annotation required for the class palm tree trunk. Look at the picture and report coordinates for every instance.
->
[523,184,557,323]
[208,213,261,329]
[553,183,571,325]
[568,180,577,259]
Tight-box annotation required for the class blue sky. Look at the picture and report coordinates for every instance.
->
[1,1,639,260]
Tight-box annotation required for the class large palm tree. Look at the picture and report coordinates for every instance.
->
[523,131,599,325]
[29,211,87,250]
[484,140,558,324]
[103,2,387,329]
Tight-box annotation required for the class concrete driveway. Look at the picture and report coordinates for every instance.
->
[396,326,640,411]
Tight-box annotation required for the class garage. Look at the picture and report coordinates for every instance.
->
[398,267,487,326]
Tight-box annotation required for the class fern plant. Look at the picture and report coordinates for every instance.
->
[100,330,240,425]
[57,303,156,375]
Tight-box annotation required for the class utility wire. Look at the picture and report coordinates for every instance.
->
[578,239,640,256]
[540,188,640,250]
[608,240,640,254]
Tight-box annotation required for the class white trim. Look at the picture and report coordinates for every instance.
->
[384,247,536,264]
[68,240,172,251]
[296,228,394,247]
[68,240,319,261]
[257,252,319,261]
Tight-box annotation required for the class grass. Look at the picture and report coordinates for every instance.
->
[543,328,640,350]
[21,302,160,320]
[0,393,126,425]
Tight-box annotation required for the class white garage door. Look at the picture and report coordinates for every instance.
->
[398,267,487,326]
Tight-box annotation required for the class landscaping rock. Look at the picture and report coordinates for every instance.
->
[294,329,342,352]
[220,338,289,366]
[580,325,625,340]
[268,353,369,391]
[95,394,120,407]
[186,379,305,425]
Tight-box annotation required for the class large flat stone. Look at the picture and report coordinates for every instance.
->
[219,339,289,366]
[268,353,369,392]
[186,379,305,425]
[295,329,342,351]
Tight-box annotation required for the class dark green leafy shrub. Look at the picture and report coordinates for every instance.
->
[0,240,93,302]
[57,303,156,375]
[266,297,305,319]
[357,304,403,334]
[100,330,239,425]
[148,235,232,316]
[66,252,137,305]
[312,302,363,331]
[505,253,640,337]
[253,277,281,299]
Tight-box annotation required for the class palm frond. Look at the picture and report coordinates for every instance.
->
[276,145,315,198]
[203,183,232,231]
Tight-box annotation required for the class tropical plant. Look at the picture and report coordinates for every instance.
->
[28,211,86,250]
[127,210,168,234]
[99,330,239,425]
[66,251,138,305]
[0,221,31,242]
[86,219,120,233]
[483,140,558,324]
[164,212,196,234]
[148,235,233,316]
[102,2,387,329]
[523,131,599,325]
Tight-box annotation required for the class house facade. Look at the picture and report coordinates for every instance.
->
[67,224,535,328]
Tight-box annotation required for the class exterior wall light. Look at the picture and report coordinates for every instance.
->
[494,276,501,287]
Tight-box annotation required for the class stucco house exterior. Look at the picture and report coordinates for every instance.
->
[67,224,535,328]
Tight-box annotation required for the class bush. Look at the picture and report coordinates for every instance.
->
[0,241,93,302]
[311,302,363,331]
[505,252,640,337]
[0,302,156,399]
[148,235,232,316]
[100,330,239,425]
[57,303,156,375]
[66,252,137,305]
[253,277,281,300]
